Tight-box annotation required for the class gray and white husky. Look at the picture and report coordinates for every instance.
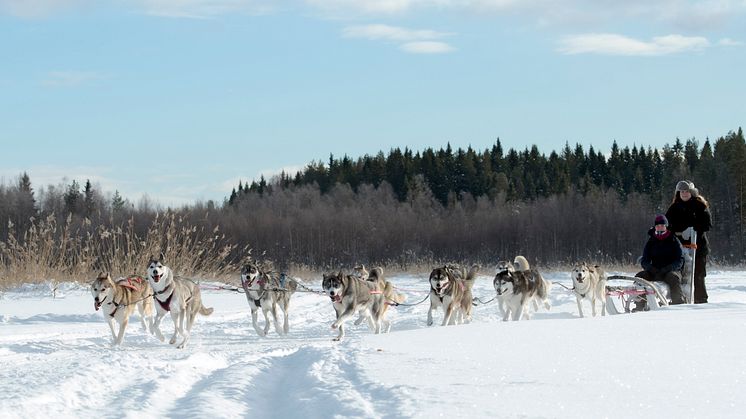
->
[91,272,155,345]
[147,254,214,349]
[493,256,551,321]
[240,261,297,337]
[427,264,479,326]
[571,262,607,317]
[322,271,386,341]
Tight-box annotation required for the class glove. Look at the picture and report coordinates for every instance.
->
[682,227,694,241]
[658,264,673,274]
[648,266,660,275]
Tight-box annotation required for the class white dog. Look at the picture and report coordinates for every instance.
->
[147,254,214,349]
[571,262,607,317]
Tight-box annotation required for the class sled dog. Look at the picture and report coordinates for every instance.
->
[352,264,370,280]
[91,272,155,345]
[146,254,214,349]
[493,256,551,321]
[571,262,607,317]
[365,267,406,333]
[240,261,298,337]
[427,264,479,326]
[322,271,386,341]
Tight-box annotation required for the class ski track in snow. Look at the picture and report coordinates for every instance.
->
[1,270,745,418]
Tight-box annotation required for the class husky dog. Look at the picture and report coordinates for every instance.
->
[365,267,406,333]
[352,264,370,280]
[493,256,551,321]
[427,264,479,326]
[91,273,155,345]
[322,271,386,341]
[146,254,214,349]
[240,261,298,337]
[571,262,607,317]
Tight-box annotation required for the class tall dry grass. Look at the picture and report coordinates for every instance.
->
[0,212,248,290]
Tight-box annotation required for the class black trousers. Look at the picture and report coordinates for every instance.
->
[693,245,708,303]
[636,270,685,305]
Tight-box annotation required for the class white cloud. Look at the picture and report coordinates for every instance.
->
[399,41,454,53]
[0,0,86,18]
[41,71,105,87]
[343,23,454,53]
[718,37,743,46]
[343,24,449,41]
[137,0,277,18]
[557,33,710,56]
[306,0,436,15]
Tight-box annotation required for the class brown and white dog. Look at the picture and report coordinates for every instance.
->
[366,267,406,333]
[427,264,479,326]
[571,262,607,317]
[91,272,155,345]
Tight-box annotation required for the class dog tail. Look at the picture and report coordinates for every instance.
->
[514,256,530,272]
[199,304,214,316]
[384,282,407,304]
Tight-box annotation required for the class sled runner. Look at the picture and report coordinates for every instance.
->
[605,231,696,314]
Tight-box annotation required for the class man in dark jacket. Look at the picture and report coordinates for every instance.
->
[636,214,685,305]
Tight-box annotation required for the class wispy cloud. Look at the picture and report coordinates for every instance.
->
[137,0,277,19]
[41,71,105,87]
[343,23,455,53]
[305,0,431,15]
[0,0,85,18]
[557,33,710,56]
[343,24,450,41]
[718,37,744,46]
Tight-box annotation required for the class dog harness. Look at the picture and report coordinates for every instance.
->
[154,284,174,311]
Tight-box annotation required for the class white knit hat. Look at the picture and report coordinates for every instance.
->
[676,180,699,197]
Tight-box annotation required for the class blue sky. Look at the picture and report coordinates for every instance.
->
[1,0,744,207]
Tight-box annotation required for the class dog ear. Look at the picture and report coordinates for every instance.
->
[159,252,165,262]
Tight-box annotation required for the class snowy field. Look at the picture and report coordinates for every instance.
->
[1,269,745,419]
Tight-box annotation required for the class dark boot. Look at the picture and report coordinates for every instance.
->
[663,271,685,305]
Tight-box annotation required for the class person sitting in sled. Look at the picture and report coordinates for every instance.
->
[635,214,685,306]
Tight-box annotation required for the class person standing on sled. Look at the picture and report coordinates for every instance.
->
[666,180,712,304]
[636,214,685,306]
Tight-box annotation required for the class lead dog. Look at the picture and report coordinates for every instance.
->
[91,272,155,345]
[427,264,479,326]
[240,261,298,337]
[322,271,386,341]
[147,254,214,349]
[493,256,551,321]
[571,262,607,317]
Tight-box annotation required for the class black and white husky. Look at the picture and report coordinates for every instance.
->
[147,254,214,349]
[493,256,551,321]
[240,261,297,337]
[571,262,607,317]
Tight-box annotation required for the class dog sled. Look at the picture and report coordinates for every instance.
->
[605,230,697,314]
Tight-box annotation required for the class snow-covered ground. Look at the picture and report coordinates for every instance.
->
[1,270,745,418]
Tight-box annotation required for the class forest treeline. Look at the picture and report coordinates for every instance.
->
[1,128,744,282]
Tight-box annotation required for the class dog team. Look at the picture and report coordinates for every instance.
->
[90,253,606,345]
